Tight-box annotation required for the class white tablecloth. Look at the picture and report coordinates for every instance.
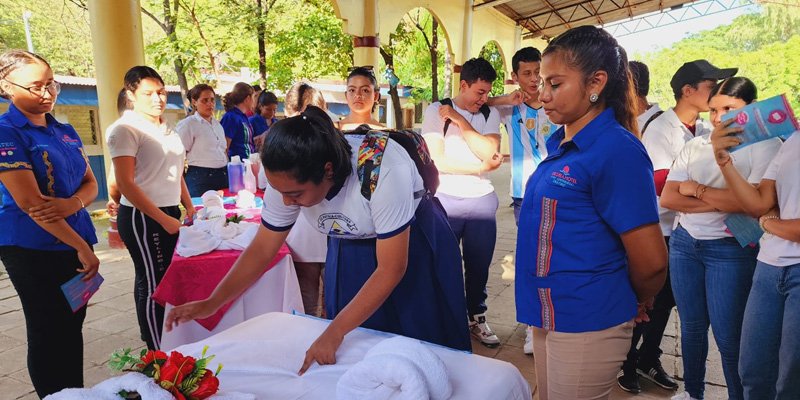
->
[173,312,532,400]
[161,257,304,350]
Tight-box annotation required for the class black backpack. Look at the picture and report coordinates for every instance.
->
[347,125,440,201]
[439,98,491,135]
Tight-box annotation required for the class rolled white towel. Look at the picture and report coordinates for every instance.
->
[235,190,256,209]
[177,225,222,257]
[337,354,428,400]
[201,190,225,209]
[45,372,173,400]
[336,336,452,400]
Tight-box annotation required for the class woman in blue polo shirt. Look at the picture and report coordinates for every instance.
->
[249,90,279,149]
[165,106,471,370]
[516,26,668,399]
[0,50,100,397]
[221,82,256,160]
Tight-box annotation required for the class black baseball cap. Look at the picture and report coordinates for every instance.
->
[670,60,738,94]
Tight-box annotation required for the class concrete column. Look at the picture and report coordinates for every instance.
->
[352,0,379,68]
[88,0,145,172]
[514,25,522,52]
[453,0,475,95]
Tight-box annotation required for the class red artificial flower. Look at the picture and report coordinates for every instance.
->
[159,351,196,388]
[137,350,168,369]
[188,370,220,399]
[169,386,187,400]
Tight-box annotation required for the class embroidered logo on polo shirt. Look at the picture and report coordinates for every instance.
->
[318,213,358,236]
[0,142,16,157]
[550,165,578,188]
[62,134,80,146]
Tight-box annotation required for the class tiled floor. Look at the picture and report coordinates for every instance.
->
[0,163,729,399]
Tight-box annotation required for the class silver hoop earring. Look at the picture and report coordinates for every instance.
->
[589,93,599,103]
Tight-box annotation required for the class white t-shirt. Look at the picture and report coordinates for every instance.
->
[667,135,782,240]
[759,132,800,267]
[642,108,712,235]
[261,135,424,239]
[176,113,228,169]
[421,102,501,198]
[106,111,185,208]
[637,103,662,134]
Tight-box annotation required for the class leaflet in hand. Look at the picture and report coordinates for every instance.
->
[726,94,798,152]
[724,214,763,248]
[60,272,104,313]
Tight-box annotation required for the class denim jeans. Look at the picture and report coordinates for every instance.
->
[669,225,757,400]
[436,192,498,316]
[184,165,228,197]
[739,261,800,400]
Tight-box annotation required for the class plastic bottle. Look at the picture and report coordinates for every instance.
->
[243,159,257,193]
[227,156,245,193]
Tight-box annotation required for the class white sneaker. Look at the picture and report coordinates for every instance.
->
[469,313,500,347]
[523,325,533,355]
[671,392,699,400]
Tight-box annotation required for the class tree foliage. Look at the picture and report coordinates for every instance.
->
[478,41,506,96]
[637,3,800,111]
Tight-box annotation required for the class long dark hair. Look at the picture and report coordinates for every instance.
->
[543,26,639,136]
[222,82,254,111]
[709,77,757,104]
[261,105,351,185]
[123,66,164,93]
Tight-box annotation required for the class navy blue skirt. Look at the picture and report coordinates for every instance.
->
[325,195,471,351]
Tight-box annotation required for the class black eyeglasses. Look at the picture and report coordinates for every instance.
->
[4,80,61,98]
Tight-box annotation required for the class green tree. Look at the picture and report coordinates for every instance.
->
[638,3,800,111]
[479,41,506,96]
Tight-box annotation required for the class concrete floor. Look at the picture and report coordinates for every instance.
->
[0,163,730,399]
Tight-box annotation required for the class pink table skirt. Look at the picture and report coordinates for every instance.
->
[153,244,291,330]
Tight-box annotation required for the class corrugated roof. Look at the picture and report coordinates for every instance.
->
[54,74,183,92]
[480,0,695,39]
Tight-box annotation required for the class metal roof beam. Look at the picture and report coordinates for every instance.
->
[605,0,755,37]
[474,0,516,11]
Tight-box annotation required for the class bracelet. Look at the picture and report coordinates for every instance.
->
[717,156,733,168]
[694,184,708,200]
[759,215,779,234]
[72,195,85,209]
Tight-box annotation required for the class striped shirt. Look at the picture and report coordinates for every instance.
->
[498,104,559,198]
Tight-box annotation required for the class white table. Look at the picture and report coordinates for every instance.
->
[160,256,304,350]
[173,312,533,400]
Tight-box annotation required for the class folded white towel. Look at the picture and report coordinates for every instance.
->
[210,392,257,400]
[45,372,173,400]
[235,190,256,209]
[201,190,225,209]
[177,225,222,257]
[336,336,452,400]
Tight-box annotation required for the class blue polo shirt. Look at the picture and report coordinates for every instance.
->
[0,104,98,251]
[220,108,255,160]
[248,114,277,138]
[515,108,659,333]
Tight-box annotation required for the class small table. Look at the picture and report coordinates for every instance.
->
[154,245,304,350]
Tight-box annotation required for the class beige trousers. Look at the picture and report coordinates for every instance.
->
[533,320,634,400]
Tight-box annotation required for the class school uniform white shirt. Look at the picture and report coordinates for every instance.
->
[642,108,712,235]
[176,113,228,169]
[261,135,424,239]
[637,103,662,134]
[667,135,782,240]
[759,132,800,266]
[421,102,501,198]
[496,104,559,199]
[106,111,185,208]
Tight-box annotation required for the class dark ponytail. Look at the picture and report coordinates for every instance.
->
[543,26,639,136]
[261,105,352,185]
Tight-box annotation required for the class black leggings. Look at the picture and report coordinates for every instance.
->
[117,205,180,350]
[0,246,87,397]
